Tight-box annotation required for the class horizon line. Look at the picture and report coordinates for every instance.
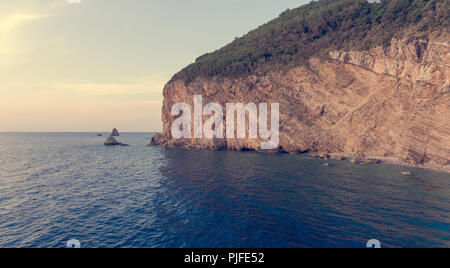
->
[0,131,161,133]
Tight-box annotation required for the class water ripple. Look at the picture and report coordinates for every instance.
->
[0,133,448,248]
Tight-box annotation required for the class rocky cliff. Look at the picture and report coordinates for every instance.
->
[151,1,449,172]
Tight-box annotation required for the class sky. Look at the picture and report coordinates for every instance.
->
[0,0,308,132]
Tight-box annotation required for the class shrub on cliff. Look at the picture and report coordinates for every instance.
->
[171,0,448,83]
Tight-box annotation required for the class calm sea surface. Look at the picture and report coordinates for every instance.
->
[0,132,448,248]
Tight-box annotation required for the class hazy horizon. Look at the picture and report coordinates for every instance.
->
[0,0,308,132]
[0,130,155,133]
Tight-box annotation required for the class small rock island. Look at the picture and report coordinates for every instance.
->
[104,129,129,146]
[111,128,120,137]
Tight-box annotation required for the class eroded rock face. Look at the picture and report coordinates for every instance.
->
[151,36,450,172]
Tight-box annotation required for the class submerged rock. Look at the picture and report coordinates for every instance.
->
[351,157,364,164]
[365,158,382,164]
[331,155,346,161]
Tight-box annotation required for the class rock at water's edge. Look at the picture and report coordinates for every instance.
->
[149,133,165,146]
[104,135,121,146]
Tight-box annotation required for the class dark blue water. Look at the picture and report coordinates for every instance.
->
[0,133,448,248]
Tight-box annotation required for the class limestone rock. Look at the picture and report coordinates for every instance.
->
[151,36,450,172]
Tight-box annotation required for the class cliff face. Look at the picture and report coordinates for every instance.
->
[151,35,450,172]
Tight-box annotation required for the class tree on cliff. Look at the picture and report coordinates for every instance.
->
[171,0,448,83]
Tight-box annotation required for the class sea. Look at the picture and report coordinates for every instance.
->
[0,132,448,248]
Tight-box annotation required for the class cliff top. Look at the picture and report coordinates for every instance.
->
[171,0,449,83]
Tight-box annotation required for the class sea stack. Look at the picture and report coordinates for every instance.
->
[111,128,120,136]
[104,133,130,146]
[104,135,121,146]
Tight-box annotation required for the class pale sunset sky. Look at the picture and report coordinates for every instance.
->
[0,0,307,132]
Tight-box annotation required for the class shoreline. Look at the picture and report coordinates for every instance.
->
[319,153,450,174]
[149,136,450,174]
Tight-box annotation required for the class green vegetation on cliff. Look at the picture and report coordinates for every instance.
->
[172,0,449,83]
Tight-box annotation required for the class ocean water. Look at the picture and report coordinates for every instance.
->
[0,132,448,248]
